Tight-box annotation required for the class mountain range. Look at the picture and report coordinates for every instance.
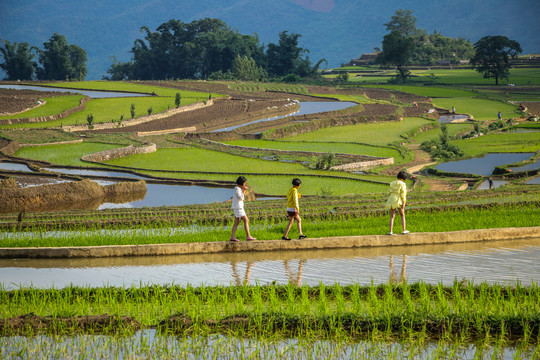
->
[1,0,539,80]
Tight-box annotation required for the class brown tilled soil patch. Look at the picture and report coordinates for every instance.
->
[1,314,140,334]
[358,103,399,117]
[141,80,326,101]
[93,98,293,134]
[0,88,70,115]
[523,102,540,116]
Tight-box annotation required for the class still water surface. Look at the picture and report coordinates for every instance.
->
[1,237,538,290]
[0,84,148,98]
[435,153,534,175]
[214,101,357,132]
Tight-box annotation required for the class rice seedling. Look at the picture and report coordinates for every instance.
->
[1,281,539,357]
[285,117,431,145]
[0,95,85,121]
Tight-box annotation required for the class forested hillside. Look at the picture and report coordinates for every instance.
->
[1,0,538,79]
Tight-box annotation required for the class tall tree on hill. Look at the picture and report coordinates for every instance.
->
[470,35,522,85]
[384,9,417,37]
[36,33,87,81]
[0,40,37,80]
[266,31,316,78]
[377,30,414,82]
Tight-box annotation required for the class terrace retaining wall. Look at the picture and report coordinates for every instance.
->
[200,139,394,170]
[62,99,214,132]
[81,144,157,162]
[330,158,394,171]
[1,227,538,259]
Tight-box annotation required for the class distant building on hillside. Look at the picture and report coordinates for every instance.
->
[347,51,381,66]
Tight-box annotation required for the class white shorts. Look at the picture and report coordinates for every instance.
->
[233,208,246,218]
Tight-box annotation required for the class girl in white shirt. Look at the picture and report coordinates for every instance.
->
[230,176,256,242]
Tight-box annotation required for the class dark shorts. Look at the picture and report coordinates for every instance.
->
[287,211,298,217]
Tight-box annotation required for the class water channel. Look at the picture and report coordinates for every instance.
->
[0,84,148,98]
[1,237,539,290]
[213,101,357,132]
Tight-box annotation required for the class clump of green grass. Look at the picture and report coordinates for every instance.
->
[1,201,537,247]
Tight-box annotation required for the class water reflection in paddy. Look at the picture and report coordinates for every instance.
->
[98,183,232,209]
[0,84,148,98]
[435,152,534,175]
[214,101,357,132]
[1,237,538,290]
[0,162,32,172]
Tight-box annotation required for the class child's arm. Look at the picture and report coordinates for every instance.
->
[235,186,244,201]
[293,188,300,211]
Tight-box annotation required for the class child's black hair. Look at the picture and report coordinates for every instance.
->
[397,171,407,180]
[236,176,247,186]
[292,178,302,186]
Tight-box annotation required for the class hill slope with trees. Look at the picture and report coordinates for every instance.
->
[1,0,538,79]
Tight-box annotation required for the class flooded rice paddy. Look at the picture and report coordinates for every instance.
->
[0,84,148,98]
[2,331,533,360]
[1,237,539,290]
[213,101,357,132]
[434,153,534,175]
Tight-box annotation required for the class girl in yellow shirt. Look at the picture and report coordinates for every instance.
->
[385,171,410,235]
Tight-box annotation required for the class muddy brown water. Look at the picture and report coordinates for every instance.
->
[1,237,539,289]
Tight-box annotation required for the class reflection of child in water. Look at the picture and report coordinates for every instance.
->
[386,171,409,235]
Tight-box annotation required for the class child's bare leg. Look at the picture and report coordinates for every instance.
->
[242,216,255,239]
[296,215,303,235]
[389,209,396,233]
[398,207,406,232]
[284,217,295,237]
[231,217,240,240]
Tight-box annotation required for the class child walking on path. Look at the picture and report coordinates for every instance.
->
[230,176,256,242]
[282,178,307,240]
[385,171,409,235]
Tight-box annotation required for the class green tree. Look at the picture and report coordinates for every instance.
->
[175,92,181,108]
[377,30,414,82]
[36,33,87,81]
[266,31,311,77]
[470,35,522,85]
[104,56,132,80]
[0,40,37,80]
[233,55,265,81]
[384,9,417,37]
[124,18,263,80]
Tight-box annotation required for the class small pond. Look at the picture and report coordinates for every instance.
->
[98,183,232,209]
[213,101,357,132]
[44,167,144,179]
[434,152,534,175]
[0,84,148,98]
[509,158,540,172]
[0,162,32,172]
[477,179,507,189]
[438,114,468,124]
[1,237,538,290]
[1,163,237,210]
